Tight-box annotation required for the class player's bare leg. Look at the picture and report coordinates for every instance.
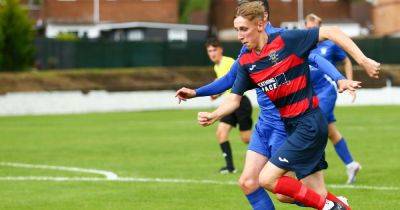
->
[328,123,361,184]
[303,171,351,209]
[239,150,275,209]
[216,122,236,173]
[301,171,328,198]
[239,130,251,144]
[216,122,232,144]
[239,150,267,194]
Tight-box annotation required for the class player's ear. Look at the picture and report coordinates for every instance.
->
[264,13,268,22]
[257,19,264,32]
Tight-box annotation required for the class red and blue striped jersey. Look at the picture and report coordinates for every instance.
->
[232,28,320,119]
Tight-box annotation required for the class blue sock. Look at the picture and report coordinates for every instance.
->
[334,138,354,165]
[246,187,275,210]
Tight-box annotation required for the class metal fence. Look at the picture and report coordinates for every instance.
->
[35,37,400,70]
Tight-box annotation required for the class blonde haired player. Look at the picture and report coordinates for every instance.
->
[197,2,379,209]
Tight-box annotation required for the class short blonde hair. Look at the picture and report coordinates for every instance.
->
[236,1,265,21]
[305,13,322,25]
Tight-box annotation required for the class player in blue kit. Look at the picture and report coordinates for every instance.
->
[196,2,379,209]
[305,14,361,184]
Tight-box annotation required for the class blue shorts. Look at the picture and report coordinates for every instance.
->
[248,123,287,159]
[316,85,337,124]
[269,108,329,179]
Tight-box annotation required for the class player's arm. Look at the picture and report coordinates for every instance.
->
[309,53,360,101]
[175,60,239,103]
[198,93,242,126]
[197,64,253,127]
[333,44,354,80]
[309,53,345,81]
[318,26,380,79]
[310,53,361,93]
[342,56,353,80]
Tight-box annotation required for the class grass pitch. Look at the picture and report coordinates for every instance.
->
[0,106,399,209]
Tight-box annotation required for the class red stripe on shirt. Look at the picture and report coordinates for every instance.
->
[239,36,285,66]
[279,98,310,118]
[249,54,304,83]
[312,95,319,108]
[266,75,307,102]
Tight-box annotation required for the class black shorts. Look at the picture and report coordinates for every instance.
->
[220,95,253,131]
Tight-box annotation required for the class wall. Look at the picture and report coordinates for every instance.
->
[0,88,399,116]
[371,0,400,36]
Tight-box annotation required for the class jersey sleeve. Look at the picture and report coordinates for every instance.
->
[333,44,347,62]
[231,64,255,95]
[308,53,345,81]
[195,60,239,96]
[282,27,320,58]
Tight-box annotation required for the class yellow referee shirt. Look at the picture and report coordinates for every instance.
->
[213,56,235,95]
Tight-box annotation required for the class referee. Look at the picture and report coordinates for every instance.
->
[205,38,253,174]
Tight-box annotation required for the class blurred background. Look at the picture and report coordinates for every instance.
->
[0,0,399,115]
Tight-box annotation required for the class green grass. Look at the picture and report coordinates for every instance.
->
[0,106,399,209]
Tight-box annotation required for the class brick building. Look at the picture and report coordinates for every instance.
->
[212,0,352,30]
[42,0,178,24]
[16,0,400,39]
[212,0,400,38]
[371,0,400,36]
[37,0,208,41]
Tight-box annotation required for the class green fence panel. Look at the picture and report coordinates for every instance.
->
[34,37,400,70]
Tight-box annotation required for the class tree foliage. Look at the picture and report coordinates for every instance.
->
[179,0,210,23]
[0,0,35,71]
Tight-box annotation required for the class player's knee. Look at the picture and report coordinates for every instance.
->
[238,176,259,194]
[239,130,251,144]
[240,135,250,144]
[258,174,275,192]
[328,125,342,142]
[216,130,228,142]
[276,194,294,203]
[328,131,341,143]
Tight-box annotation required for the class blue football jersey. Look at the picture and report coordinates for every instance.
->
[311,40,347,65]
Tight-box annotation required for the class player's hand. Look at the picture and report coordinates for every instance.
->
[337,79,362,93]
[360,57,380,79]
[197,112,217,127]
[175,87,196,104]
[348,90,357,103]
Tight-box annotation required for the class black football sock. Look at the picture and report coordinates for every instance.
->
[220,141,234,170]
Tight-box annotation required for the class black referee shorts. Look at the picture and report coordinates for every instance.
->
[220,95,253,131]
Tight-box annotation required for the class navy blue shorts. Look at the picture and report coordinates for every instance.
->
[269,108,329,179]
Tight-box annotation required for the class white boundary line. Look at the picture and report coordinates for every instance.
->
[0,176,398,191]
[0,162,118,180]
[0,162,398,191]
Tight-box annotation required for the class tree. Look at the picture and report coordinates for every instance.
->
[0,0,35,71]
[0,11,3,68]
[179,0,210,23]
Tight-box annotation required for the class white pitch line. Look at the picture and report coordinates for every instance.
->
[0,176,398,191]
[0,162,118,180]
